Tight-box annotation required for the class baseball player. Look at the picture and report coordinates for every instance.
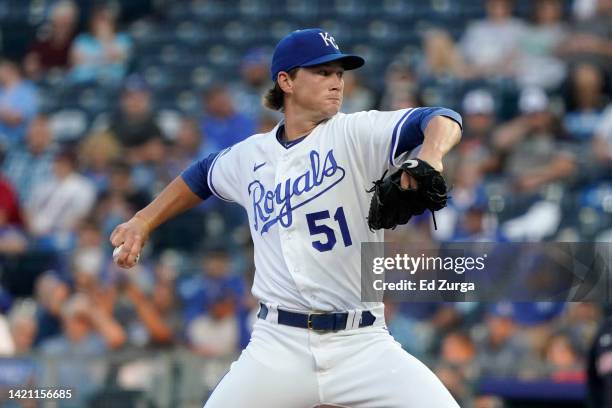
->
[111,28,462,407]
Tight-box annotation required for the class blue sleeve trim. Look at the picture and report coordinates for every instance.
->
[388,108,416,167]
[180,152,219,201]
[207,147,234,202]
[392,107,463,165]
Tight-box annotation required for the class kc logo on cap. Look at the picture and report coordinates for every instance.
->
[270,28,365,81]
[319,32,339,50]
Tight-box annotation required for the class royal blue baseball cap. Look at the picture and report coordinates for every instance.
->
[270,28,364,81]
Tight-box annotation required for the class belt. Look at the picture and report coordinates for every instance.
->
[257,303,376,332]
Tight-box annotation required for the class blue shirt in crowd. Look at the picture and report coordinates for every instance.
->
[200,113,256,151]
[0,81,38,147]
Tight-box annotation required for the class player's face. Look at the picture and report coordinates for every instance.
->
[290,62,345,120]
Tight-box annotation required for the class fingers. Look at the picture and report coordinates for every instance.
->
[109,222,145,269]
[110,223,127,247]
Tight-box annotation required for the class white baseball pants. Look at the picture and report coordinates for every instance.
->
[203,317,459,408]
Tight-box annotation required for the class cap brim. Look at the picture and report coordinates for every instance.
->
[300,53,365,70]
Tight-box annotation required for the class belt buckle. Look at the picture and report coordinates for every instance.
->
[307,312,327,332]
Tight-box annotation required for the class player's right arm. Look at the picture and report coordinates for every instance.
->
[110,147,240,268]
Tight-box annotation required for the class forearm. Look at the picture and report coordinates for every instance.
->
[127,285,173,343]
[89,309,126,349]
[533,156,576,185]
[417,116,462,171]
[493,118,528,151]
[134,176,202,234]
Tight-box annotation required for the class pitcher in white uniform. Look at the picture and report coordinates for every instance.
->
[111,28,462,408]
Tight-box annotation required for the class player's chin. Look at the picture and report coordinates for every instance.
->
[323,100,342,116]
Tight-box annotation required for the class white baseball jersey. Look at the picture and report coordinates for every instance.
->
[182,107,461,314]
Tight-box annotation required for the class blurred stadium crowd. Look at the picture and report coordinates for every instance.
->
[0,0,610,406]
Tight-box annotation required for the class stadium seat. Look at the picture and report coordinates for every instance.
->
[158,109,182,140]
[176,90,200,114]
[191,66,214,89]
[49,109,89,142]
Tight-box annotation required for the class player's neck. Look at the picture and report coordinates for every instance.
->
[282,111,323,141]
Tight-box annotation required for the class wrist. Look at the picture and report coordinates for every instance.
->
[133,213,152,236]
[415,155,443,172]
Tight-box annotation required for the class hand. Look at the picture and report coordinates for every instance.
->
[400,172,418,190]
[110,215,150,269]
[400,156,443,190]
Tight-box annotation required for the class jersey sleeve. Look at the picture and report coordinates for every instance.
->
[346,107,462,174]
[180,146,241,203]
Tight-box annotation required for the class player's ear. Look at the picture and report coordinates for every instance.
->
[277,71,294,94]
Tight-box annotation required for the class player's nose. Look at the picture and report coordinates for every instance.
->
[329,76,343,91]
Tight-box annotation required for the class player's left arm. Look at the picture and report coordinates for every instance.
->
[400,115,462,189]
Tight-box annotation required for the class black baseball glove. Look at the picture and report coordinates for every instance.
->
[366,159,448,230]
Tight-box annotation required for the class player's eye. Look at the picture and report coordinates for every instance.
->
[318,69,329,76]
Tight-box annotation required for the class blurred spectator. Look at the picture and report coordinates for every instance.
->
[109,75,165,164]
[180,246,245,322]
[542,332,585,382]
[33,272,70,345]
[494,87,575,195]
[0,313,13,355]
[592,103,612,169]
[163,117,218,183]
[563,63,608,141]
[340,72,375,113]
[473,396,505,408]
[6,300,38,356]
[38,293,126,406]
[112,265,178,348]
[459,0,525,79]
[0,178,27,254]
[94,160,151,238]
[2,114,57,204]
[516,0,568,90]
[181,246,246,355]
[379,60,420,110]
[231,48,277,122]
[565,303,602,352]
[573,0,599,20]
[26,149,96,249]
[418,29,469,81]
[435,363,470,406]
[441,331,478,374]
[186,289,241,357]
[201,84,256,150]
[69,5,131,84]
[23,0,79,80]
[0,175,23,227]
[79,130,122,192]
[434,160,489,241]
[40,293,126,355]
[0,59,39,147]
[384,301,433,359]
[558,0,612,74]
[71,220,106,292]
[475,303,533,378]
[436,331,479,404]
[257,113,280,133]
[456,89,500,173]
